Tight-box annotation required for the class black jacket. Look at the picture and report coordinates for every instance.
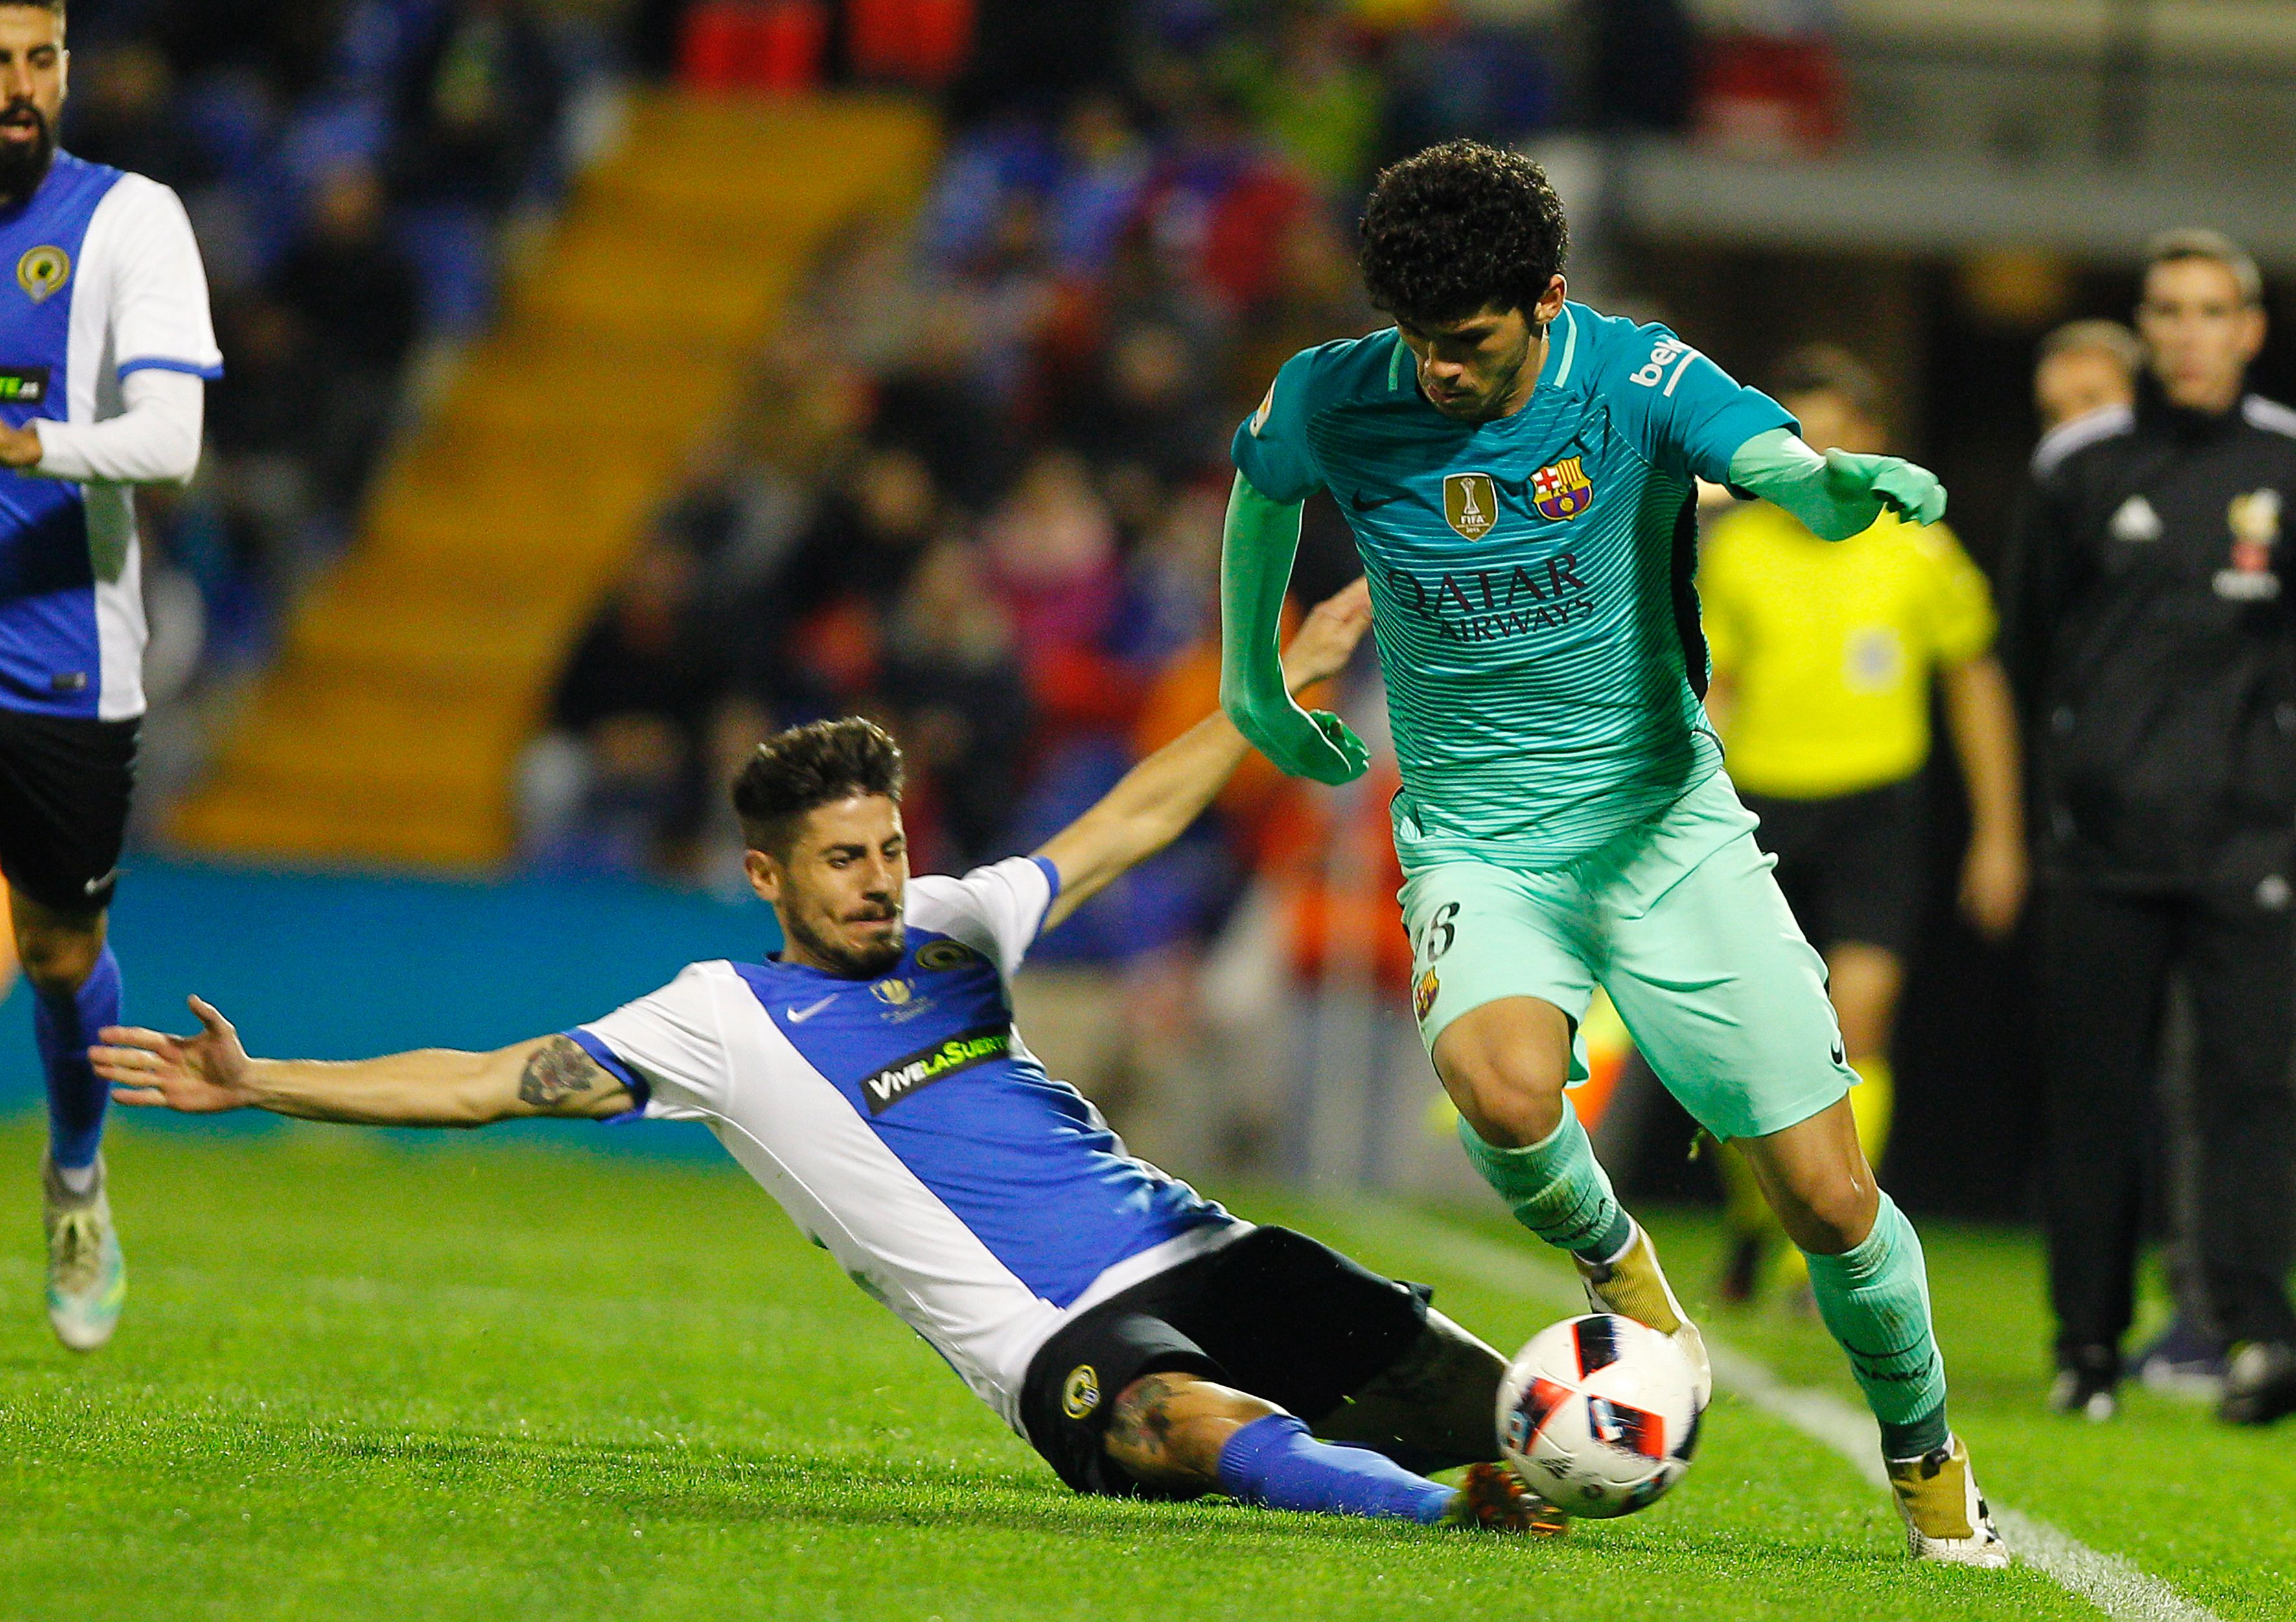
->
[2004,382,2296,891]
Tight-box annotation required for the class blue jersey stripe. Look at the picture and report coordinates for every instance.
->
[0,152,126,717]
[736,933,1227,1306]
[118,355,223,380]
[564,1026,651,1115]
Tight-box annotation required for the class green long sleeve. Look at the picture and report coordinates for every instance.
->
[1220,474,1369,785]
[1726,426,1948,541]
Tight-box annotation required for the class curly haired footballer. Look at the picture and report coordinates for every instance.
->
[1358,140,1570,327]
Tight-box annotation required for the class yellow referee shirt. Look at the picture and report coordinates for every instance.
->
[1699,503,1997,799]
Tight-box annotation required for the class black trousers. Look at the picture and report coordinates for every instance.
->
[2039,881,2296,1356]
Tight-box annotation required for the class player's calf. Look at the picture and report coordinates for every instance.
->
[1107,1371,1556,1531]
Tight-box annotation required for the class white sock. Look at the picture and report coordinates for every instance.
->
[56,1162,97,1196]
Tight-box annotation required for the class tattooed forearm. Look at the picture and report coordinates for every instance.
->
[1105,1373,1182,1463]
[518,1036,599,1108]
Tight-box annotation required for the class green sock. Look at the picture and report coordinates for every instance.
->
[1455,1098,1635,1262]
[1803,1192,1949,1459]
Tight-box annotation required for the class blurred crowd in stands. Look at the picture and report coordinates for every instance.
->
[525,1,1704,885]
[69,0,585,718]
[522,0,1866,1162]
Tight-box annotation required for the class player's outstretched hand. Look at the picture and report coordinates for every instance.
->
[1280,576,1374,690]
[1821,448,1947,527]
[91,995,256,1113]
[1297,710,1371,784]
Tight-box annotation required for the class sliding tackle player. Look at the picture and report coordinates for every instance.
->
[98,581,1570,1536]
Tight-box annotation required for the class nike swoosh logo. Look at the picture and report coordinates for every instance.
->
[787,995,837,1024]
[1351,489,1404,511]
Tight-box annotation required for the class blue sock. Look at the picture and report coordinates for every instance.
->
[37,946,120,1172]
[1216,1414,1455,1525]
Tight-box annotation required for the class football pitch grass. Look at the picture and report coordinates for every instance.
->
[1,1122,2289,1621]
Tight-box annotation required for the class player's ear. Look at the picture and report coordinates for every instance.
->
[1532,275,1567,325]
[743,847,783,905]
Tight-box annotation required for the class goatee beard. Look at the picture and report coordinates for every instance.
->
[788,912,905,979]
[0,107,54,203]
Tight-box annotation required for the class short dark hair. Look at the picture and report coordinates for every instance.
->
[1359,140,1569,327]
[2143,227,2263,307]
[2038,318,2142,373]
[732,717,904,856]
[1768,344,1884,422]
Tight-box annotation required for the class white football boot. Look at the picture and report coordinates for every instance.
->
[1888,1435,2010,1568]
[43,1152,124,1352]
[1573,1222,1712,1411]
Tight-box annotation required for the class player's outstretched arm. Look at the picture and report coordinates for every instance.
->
[91,997,636,1128]
[1727,426,1947,540]
[1219,475,1371,785]
[1036,577,1372,930]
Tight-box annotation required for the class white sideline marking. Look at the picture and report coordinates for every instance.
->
[1362,1208,2223,1622]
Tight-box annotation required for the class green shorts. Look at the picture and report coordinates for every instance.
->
[1398,769,1855,1142]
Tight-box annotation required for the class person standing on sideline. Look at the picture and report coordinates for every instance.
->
[0,1,222,1349]
[2033,320,2140,437]
[2006,230,2296,1426]
[1699,346,2025,1307]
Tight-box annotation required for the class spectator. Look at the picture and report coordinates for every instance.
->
[879,539,1032,869]
[2004,230,2296,1428]
[388,0,564,329]
[64,37,213,191]
[523,537,730,875]
[741,445,944,713]
[273,163,421,507]
[2034,318,2140,435]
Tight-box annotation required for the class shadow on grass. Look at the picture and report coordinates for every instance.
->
[316,1428,1913,1570]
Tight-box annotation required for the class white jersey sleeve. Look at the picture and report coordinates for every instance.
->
[905,855,1059,979]
[568,961,734,1122]
[31,366,202,484]
[86,174,222,381]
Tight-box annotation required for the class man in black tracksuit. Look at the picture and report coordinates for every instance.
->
[2006,231,2296,1427]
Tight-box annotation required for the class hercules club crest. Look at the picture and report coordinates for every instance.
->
[1444,472,1500,540]
[1532,456,1594,522]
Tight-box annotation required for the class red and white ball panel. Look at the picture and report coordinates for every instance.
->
[1496,1313,1703,1519]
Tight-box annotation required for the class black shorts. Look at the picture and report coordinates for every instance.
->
[0,709,139,914]
[1742,775,1927,958]
[1019,1225,1433,1500]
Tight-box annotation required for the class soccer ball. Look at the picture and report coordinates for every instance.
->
[1496,1313,1702,1518]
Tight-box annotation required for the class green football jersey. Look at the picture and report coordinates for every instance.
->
[1231,301,1794,874]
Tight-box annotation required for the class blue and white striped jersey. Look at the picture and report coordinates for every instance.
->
[569,855,1243,1430]
[0,152,220,719]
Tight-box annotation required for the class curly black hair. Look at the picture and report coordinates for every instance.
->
[1359,141,1569,326]
[733,717,905,856]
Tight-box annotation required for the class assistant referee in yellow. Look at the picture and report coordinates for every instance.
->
[1700,346,2027,1304]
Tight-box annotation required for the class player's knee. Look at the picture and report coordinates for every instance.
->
[1781,1170,1880,1257]
[1439,1049,1567,1148]
[14,916,102,994]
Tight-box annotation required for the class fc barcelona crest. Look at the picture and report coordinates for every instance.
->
[1532,457,1593,522]
[1443,472,1499,540]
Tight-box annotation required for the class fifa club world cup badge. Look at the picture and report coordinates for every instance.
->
[1444,472,1499,539]
[1532,457,1594,522]
[2216,489,2283,601]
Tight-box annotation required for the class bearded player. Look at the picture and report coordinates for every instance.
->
[1220,141,2005,1566]
[0,1,220,1349]
[97,584,1577,1536]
